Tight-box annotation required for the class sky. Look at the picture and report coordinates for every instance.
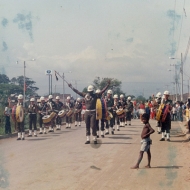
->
[0,0,190,98]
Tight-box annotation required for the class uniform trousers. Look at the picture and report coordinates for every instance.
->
[85,110,96,136]
[29,114,37,130]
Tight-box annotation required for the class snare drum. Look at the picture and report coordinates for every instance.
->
[66,110,73,117]
[58,110,66,118]
[106,111,113,121]
[116,109,124,116]
[16,105,24,123]
[50,112,57,120]
[42,115,51,126]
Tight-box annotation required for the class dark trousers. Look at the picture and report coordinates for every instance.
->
[17,121,24,132]
[126,112,132,121]
[56,116,62,125]
[66,116,72,123]
[39,114,43,128]
[85,111,96,136]
[96,119,105,131]
[5,116,11,134]
[172,114,176,121]
[29,114,37,130]
[161,120,171,133]
[75,112,81,122]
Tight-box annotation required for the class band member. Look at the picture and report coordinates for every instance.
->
[119,94,126,127]
[38,96,48,134]
[68,81,110,144]
[74,97,82,127]
[125,96,134,125]
[113,94,123,131]
[96,89,106,138]
[65,96,74,128]
[160,91,172,141]
[27,98,38,137]
[154,92,162,133]
[16,94,25,140]
[105,89,114,135]
[47,95,56,132]
[55,96,64,130]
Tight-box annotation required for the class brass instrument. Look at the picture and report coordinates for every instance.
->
[156,104,165,121]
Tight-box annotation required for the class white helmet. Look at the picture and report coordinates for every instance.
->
[156,92,162,98]
[87,85,94,92]
[96,89,101,93]
[107,89,113,94]
[127,96,131,100]
[56,96,60,100]
[120,94,124,98]
[77,97,81,101]
[164,91,170,95]
[67,96,71,100]
[113,94,118,99]
[40,96,45,101]
[48,95,53,99]
[30,98,35,102]
[18,94,23,100]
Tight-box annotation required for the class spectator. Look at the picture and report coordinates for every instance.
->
[4,102,11,135]
[172,105,177,121]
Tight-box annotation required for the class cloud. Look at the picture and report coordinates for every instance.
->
[13,12,33,40]
[126,38,133,43]
[1,18,8,27]
[2,41,8,51]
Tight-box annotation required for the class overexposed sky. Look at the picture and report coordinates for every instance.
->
[0,0,190,98]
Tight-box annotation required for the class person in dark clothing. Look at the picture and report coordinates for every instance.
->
[4,102,11,135]
[68,81,110,144]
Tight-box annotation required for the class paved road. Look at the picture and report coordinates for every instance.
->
[0,119,190,190]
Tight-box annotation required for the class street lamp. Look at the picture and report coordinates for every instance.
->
[17,59,36,107]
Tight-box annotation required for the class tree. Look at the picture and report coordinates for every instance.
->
[92,77,125,96]
[0,74,10,84]
[11,76,39,96]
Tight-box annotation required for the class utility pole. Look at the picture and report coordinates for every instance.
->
[63,73,65,103]
[23,61,26,108]
[181,53,183,101]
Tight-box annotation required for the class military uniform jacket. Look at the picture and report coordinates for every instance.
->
[47,100,56,113]
[162,99,172,122]
[28,104,38,114]
[106,98,114,111]
[126,101,133,112]
[113,101,122,112]
[55,101,63,112]
[65,102,74,111]
[37,102,47,116]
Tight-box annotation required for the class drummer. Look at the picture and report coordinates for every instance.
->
[65,96,74,128]
[38,96,48,134]
[47,95,56,132]
[74,97,82,127]
[16,94,25,140]
[119,94,126,127]
[27,98,38,137]
[55,96,64,130]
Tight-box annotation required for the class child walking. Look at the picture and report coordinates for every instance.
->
[131,113,155,169]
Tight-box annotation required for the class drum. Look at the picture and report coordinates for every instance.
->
[50,112,57,120]
[66,110,73,117]
[11,105,17,122]
[116,109,124,116]
[42,115,51,126]
[16,105,24,123]
[106,111,113,120]
[58,110,66,118]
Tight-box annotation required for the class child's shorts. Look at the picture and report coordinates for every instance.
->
[140,138,152,152]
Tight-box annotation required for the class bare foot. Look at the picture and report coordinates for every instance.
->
[130,165,139,169]
[144,165,151,168]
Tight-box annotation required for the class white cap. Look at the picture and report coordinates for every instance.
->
[127,96,131,100]
[87,85,94,92]
[77,97,81,101]
[48,95,53,99]
[18,94,23,100]
[67,96,71,100]
[107,89,113,94]
[56,96,60,100]
[120,94,124,98]
[96,89,101,93]
[156,92,162,98]
[30,98,35,102]
[164,91,170,95]
[40,96,45,101]
[113,94,118,99]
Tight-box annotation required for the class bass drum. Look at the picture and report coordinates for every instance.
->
[42,115,51,126]
[16,105,24,123]
[50,112,57,120]
[11,105,17,122]
[66,110,74,117]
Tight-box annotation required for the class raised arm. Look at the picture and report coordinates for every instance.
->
[100,80,111,95]
[68,83,86,97]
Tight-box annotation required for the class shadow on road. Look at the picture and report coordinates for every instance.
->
[108,136,132,140]
[101,142,132,144]
[27,138,50,141]
[150,166,183,169]
[169,139,189,143]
